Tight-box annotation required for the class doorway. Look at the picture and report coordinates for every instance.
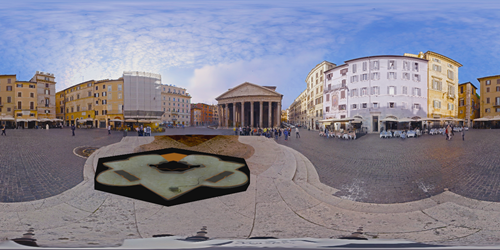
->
[372,116,379,132]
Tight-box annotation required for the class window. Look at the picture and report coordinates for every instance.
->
[388,72,397,80]
[432,64,442,72]
[351,89,358,97]
[496,97,500,105]
[30,102,34,110]
[497,86,500,92]
[373,103,379,108]
[77,94,80,99]
[448,85,455,98]
[118,84,122,91]
[350,75,358,83]
[412,88,422,96]
[17,113,22,117]
[432,80,442,90]
[363,62,367,71]
[71,107,74,112]
[16,84,22,88]
[371,61,379,70]
[432,58,441,63]
[413,62,419,72]
[403,73,410,80]
[447,70,454,80]
[371,72,380,80]
[433,100,442,108]
[460,110,463,114]
[414,104,420,110]
[118,93,122,99]
[388,86,396,95]
[7,86,12,91]
[352,64,357,73]
[18,92,22,97]
[361,87,368,96]
[403,61,410,71]
[403,86,408,95]
[77,105,80,112]
[341,90,345,99]
[17,101,22,109]
[389,102,396,108]
[103,85,106,89]
[361,74,368,81]
[342,79,346,85]
[29,85,35,88]
[448,103,454,110]
[388,60,396,70]
[45,89,50,95]
[371,86,380,95]
[413,74,421,82]
[448,63,454,69]
[352,104,357,109]
[102,100,107,105]
[96,86,99,90]
[95,93,99,97]
[497,108,500,112]
[7,79,11,83]
[460,86,464,93]
[109,93,112,99]
[95,110,99,115]
[102,92,107,96]
[486,108,491,113]
[362,103,367,109]
[486,97,490,103]
[487,87,490,92]
[108,86,112,92]
[459,99,464,106]
[325,107,330,112]
[328,84,331,90]
[326,94,330,101]
[7,97,11,103]
[339,105,346,110]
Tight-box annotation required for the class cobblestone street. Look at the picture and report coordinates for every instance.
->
[277,128,500,203]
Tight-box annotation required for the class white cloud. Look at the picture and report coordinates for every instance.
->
[187,51,323,107]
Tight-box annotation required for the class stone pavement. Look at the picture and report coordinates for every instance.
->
[1,134,500,247]
[277,129,500,204]
[0,128,123,202]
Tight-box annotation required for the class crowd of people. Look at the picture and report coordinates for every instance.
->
[233,126,300,141]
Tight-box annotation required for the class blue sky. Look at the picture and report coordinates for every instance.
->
[1,0,499,108]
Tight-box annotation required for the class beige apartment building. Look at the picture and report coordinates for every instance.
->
[161,84,191,126]
[305,61,336,130]
[1,72,58,129]
[30,71,57,120]
[57,80,96,127]
[458,82,480,127]
[405,51,462,118]
[478,75,500,120]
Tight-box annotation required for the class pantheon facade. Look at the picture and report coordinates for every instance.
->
[216,82,283,128]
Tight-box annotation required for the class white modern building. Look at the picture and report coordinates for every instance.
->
[323,55,428,133]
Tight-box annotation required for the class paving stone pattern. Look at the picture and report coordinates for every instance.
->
[277,129,500,204]
[0,128,123,202]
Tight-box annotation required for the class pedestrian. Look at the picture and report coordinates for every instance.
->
[234,127,237,135]
[1,125,6,136]
[279,128,282,137]
[461,127,465,141]
[275,128,278,140]
[296,126,300,138]
[445,126,448,140]
[46,124,49,130]
[136,126,140,136]
[239,126,242,135]
[284,128,288,141]
[71,124,75,136]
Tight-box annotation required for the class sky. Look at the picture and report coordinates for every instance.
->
[1,0,500,109]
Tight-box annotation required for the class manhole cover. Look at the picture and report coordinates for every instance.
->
[74,146,100,158]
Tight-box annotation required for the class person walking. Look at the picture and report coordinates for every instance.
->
[234,127,237,135]
[1,125,6,136]
[461,127,465,141]
[284,128,288,141]
[279,128,282,137]
[445,126,448,140]
[108,124,111,135]
[275,128,278,140]
[239,126,242,135]
[71,124,75,136]
[296,126,300,138]
[46,123,49,130]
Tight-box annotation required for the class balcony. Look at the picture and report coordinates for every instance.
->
[494,103,500,108]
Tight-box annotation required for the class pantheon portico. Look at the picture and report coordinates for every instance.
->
[216,82,283,128]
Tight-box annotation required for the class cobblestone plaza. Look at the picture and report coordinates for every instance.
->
[0,127,499,204]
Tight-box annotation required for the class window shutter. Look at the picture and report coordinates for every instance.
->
[387,72,390,79]
[387,102,390,108]
[394,102,397,108]
[394,72,397,79]
[394,87,397,95]
[387,86,390,94]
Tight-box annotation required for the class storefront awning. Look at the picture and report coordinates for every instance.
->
[0,116,15,121]
[124,119,138,122]
[380,117,398,122]
[16,119,28,122]
[474,117,491,121]
[110,119,123,122]
[398,118,415,123]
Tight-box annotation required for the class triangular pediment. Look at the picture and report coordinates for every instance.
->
[216,82,282,100]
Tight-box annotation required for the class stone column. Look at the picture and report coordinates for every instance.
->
[241,101,245,127]
[232,102,236,127]
[225,104,229,128]
[268,101,272,128]
[276,102,280,127]
[251,102,254,128]
[259,101,263,128]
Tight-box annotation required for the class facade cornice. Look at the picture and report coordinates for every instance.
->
[424,51,463,67]
[477,75,500,81]
[305,61,336,82]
